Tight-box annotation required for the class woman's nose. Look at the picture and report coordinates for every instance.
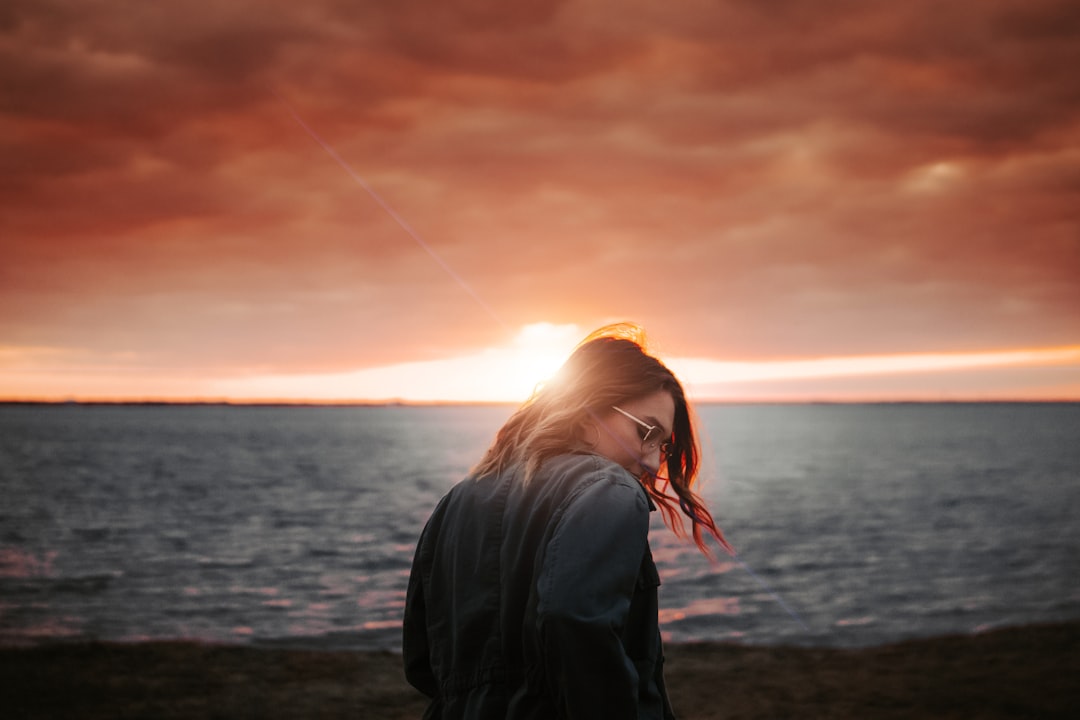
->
[640,446,662,473]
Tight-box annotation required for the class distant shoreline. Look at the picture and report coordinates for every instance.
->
[2,621,1077,719]
[3,398,1077,408]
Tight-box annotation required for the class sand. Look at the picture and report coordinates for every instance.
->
[2,621,1077,719]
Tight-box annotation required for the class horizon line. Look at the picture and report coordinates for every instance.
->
[2,397,1078,407]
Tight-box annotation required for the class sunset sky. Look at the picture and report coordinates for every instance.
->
[3,0,1078,402]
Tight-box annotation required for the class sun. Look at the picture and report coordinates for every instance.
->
[481,323,582,401]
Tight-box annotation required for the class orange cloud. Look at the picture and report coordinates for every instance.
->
[1,1,1078,400]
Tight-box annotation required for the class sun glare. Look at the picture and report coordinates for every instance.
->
[203,323,583,403]
[484,323,583,400]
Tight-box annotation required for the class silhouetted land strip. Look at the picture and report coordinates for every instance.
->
[2,621,1076,719]
[3,400,1077,408]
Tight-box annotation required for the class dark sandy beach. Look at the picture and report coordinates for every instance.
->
[2,621,1077,719]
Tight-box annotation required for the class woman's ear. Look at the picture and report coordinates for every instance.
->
[580,420,600,449]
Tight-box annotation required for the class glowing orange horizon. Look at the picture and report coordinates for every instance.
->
[3,327,1078,404]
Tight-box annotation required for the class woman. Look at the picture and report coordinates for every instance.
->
[403,324,731,719]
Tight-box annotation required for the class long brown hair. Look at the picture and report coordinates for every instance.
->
[473,324,733,557]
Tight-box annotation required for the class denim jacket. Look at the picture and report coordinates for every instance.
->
[404,453,676,719]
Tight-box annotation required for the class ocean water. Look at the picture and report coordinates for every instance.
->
[1,403,1077,650]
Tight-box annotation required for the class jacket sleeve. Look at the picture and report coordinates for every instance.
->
[535,474,651,719]
[403,518,439,698]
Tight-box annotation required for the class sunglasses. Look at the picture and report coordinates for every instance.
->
[611,406,674,460]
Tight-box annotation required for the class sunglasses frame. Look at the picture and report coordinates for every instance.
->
[611,405,674,459]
